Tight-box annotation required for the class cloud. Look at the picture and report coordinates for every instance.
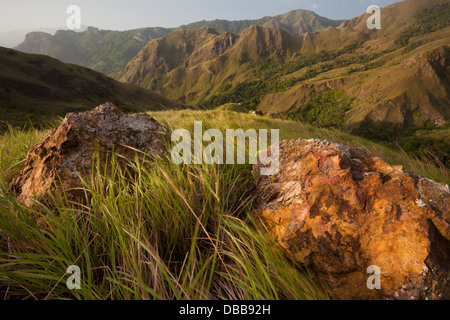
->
[310,3,318,10]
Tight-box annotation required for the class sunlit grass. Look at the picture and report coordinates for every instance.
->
[0,122,329,300]
[151,109,449,184]
[0,109,447,300]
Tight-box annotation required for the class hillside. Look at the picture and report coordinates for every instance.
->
[117,0,449,164]
[0,47,184,130]
[13,9,341,75]
[0,28,61,48]
[118,25,303,102]
[119,0,449,106]
[15,27,173,75]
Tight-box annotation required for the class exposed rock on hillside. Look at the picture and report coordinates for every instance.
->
[267,112,282,119]
[252,139,450,300]
[119,27,239,86]
[14,9,340,74]
[10,103,169,207]
[15,31,52,52]
[118,26,303,103]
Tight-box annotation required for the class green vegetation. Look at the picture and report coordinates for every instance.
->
[398,125,450,167]
[354,120,450,168]
[287,90,354,127]
[395,3,450,47]
[0,109,448,300]
[198,44,392,110]
[199,80,277,110]
[215,103,249,113]
[0,120,330,300]
[16,28,173,75]
[151,110,449,184]
[2,0,448,299]
[255,43,362,79]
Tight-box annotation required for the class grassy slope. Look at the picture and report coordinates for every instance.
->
[150,109,449,184]
[1,108,447,300]
[0,47,184,131]
[0,108,447,300]
[255,29,450,165]
[0,110,334,300]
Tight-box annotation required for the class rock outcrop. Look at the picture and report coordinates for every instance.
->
[252,139,450,300]
[15,32,52,53]
[267,112,282,119]
[10,103,169,207]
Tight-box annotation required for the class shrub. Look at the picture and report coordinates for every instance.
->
[287,90,354,127]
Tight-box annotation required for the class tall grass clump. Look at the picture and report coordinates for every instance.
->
[0,125,49,189]
[0,131,329,300]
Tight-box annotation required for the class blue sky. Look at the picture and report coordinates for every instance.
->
[0,0,402,32]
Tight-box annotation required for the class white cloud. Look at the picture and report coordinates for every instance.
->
[310,3,319,10]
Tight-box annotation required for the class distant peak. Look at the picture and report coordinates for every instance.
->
[196,26,219,34]
[23,31,52,42]
[25,31,52,37]
[86,26,102,35]
[173,26,219,36]
[241,24,284,35]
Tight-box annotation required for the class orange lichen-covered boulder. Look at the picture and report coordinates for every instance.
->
[11,102,169,207]
[252,139,450,300]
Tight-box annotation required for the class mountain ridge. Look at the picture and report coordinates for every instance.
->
[13,9,342,75]
[116,0,449,165]
[179,9,342,36]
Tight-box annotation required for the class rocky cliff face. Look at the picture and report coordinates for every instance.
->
[15,31,52,53]
[118,0,449,134]
[252,139,450,300]
[118,25,303,103]
[119,27,238,85]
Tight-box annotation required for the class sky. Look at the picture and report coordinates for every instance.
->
[0,0,402,32]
